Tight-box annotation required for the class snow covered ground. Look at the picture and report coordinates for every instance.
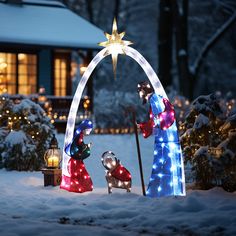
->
[0,134,236,236]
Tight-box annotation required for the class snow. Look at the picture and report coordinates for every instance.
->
[0,134,236,235]
[193,114,209,129]
[5,130,27,146]
[178,49,187,57]
[0,0,104,49]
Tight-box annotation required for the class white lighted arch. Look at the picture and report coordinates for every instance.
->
[62,45,168,176]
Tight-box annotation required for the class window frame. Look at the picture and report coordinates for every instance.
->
[53,52,71,97]
[0,49,38,95]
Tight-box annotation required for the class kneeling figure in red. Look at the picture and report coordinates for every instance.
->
[60,119,93,193]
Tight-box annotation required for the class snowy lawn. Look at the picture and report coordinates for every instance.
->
[0,134,236,236]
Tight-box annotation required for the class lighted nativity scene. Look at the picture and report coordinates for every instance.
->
[0,0,236,235]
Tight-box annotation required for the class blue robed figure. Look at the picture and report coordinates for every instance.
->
[137,81,185,197]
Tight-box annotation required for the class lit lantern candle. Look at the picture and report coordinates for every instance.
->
[44,134,61,169]
[47,155,59,168]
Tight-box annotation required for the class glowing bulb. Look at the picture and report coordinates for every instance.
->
[153,164,157,169]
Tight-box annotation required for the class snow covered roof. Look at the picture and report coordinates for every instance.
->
[0,0,105,49]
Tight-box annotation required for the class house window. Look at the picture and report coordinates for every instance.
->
[0,52,37,95]
[18,53,37,95]
[54,53,71,96]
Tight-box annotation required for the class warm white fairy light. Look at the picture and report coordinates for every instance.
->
[98,18,132,77]
[124,46,168,98]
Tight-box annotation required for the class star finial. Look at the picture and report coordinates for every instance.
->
[98,18,132,79]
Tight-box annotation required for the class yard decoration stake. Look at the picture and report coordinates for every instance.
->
[61,18,186,197]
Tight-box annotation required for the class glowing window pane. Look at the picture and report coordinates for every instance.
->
[54,56,68,96]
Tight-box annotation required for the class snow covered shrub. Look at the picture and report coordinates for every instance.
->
[181,94,236,191]
[167,90,191,133]
[0,96,54,171]
[94,89,148,128]
[94,88,191,129]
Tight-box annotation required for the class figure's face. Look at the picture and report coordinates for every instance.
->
[139,89,150,104]
[138,90,144,99]
[139,89,147,100]
[137,82,153,104]
[84,128,92,135]
[101,151,118,170]
[104,156,117,170]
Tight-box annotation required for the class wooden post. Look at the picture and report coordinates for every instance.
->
[42,169,62,187]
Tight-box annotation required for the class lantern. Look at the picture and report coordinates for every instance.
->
[44,134,62,169]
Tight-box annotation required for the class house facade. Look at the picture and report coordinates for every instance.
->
[0,0,104,99]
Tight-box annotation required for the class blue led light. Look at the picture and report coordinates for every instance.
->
[145,94,186,197]
[152,164,158,169]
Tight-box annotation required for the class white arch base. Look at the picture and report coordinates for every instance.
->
[61,46,183,196]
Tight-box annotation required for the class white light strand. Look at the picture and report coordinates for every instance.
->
[124,46,168,99]
[62,48,107,176]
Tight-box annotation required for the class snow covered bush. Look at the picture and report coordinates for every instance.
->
[0,96,54,171]
[181,93,236,191]
[167,90,191,132]
[94,89,148,128]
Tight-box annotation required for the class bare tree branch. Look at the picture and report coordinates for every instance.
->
[191,12,236,77]
[218,0,235,14]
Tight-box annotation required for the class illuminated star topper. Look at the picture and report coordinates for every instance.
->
[98,18,133,79]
